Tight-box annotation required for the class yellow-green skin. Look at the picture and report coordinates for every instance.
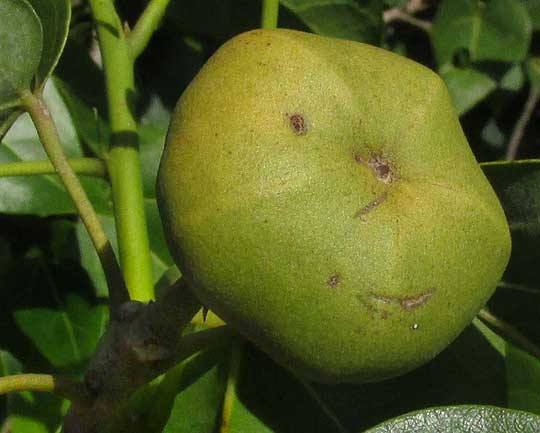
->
[157,29,511,383]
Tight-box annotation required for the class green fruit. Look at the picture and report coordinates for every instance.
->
[157,29,511,383]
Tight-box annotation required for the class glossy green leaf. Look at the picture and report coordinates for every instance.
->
[13,266,107,370]
[432,0,532,66]
[440,66,497,115]
[0,80,111,216]
[280,0,383,44]
[365,405,540,432]
[26,0,70,87]
[0,0,42,136]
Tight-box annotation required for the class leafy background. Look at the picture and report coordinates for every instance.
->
[2,0,540,432]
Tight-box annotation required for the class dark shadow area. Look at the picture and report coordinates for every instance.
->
[235,323,505,433]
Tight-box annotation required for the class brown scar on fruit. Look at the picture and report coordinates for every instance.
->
[367,289,436,311]
[355,153,395,183]
[400,291,434,310]
[287,113,308,135]
[327,274,341,288]
[355,192,388,218]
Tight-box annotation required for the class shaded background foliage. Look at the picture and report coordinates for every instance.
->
[2,0,540,432]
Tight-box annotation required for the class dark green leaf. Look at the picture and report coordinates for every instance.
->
[440,65,497,115]
[506,344,540,414]
[0,0,42,114]
[13,269,107,370]
[0,350,20,377]
[228,344,341,433]
[432,0,532,66]
[0,80,111,216]
[280,0,383,44]
[481,161,540,289]
[522,0,540,30]
[26,0,70,87]
[308,324,505,432]
[384,0,406,6]
[365,405,540,432]
[161,347,230,433]
[53,75,109,158]
[76,213,117,298]
[6,391,65,433]
[76,197,172,299]
[140,124,167,199]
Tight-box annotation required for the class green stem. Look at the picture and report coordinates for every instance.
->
[0,157,106,178]
[89,0,154,302]
[261,0,279,28]
[128,0,172,59]
[20,91,129,315]
[0,374,86,402]
[0,374,54,395]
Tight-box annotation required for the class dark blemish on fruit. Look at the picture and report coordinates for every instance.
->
[400,290,435,310]
[355,192,388,218]
[327,274,341,288]
[288,113,308,135]
[366,289,435,314]
[355,153,394,183]
[266,42,271,46]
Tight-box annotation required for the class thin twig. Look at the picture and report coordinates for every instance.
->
[128,0,172,59]
[498,281,540,296]
[19,90,129,317]
[478,308,540,359]
[505,86,540,160]
[383,7,432,32]
[0,158,106,178]
[0,374,87,403]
